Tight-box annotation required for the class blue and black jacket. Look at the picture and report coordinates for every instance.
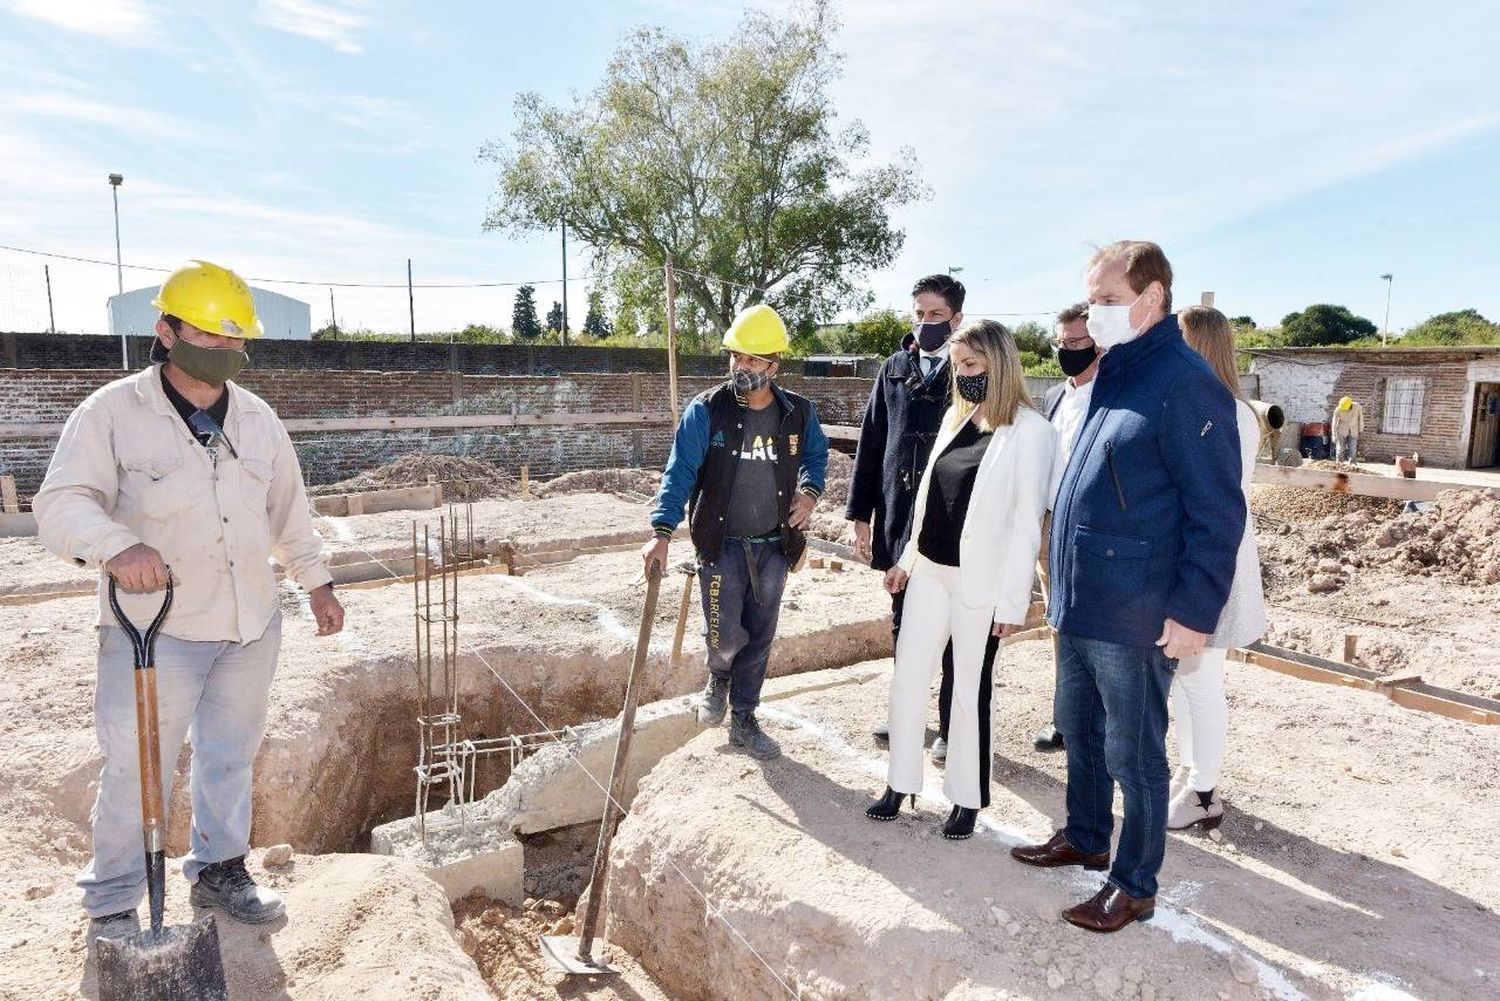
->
[1047,315,1245,647]
[650,381,829,563]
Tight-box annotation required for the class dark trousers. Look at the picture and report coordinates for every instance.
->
[891,586,954,739]
[697,539,789,713]
[1054,631,1175,900]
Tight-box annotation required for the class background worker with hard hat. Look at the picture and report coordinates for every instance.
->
[1331,395,1364,464]
[643,304,829,761]
[33,260,343,952]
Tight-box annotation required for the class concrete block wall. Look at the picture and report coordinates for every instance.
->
[0,367,874,500]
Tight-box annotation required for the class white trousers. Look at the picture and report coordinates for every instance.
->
[887,556,995,808]
[1170,647,1228,792]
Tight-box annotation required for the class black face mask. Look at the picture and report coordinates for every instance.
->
[1057,345,1099,378]
[915,320,951,353]
[955,371,988,404]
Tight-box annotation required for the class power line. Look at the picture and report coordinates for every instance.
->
[0,242,590,290]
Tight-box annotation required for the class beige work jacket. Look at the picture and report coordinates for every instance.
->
[33,365,331,643]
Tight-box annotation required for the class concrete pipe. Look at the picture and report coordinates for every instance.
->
[1250,399,1285,434]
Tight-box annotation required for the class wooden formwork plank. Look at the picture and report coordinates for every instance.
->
[1250,463,1500,502]
[0,475,18,514]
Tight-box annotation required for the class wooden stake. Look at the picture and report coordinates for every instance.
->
[346,493,364,517]
[664,256,681,425]
[427,474,443,509]
[0,475,17,514]
[520,465,531,500]
[1343,633,1358,663]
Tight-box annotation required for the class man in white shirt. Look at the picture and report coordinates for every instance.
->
[33,261,343,952]
[1033,302,1100,751]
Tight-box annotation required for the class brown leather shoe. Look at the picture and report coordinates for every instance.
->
[1009,831,1109,871]
[1062,883,1155,932]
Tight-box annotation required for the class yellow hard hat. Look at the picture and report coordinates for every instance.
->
[151,260,263,339]
[722,304,788,358]
[1338,396,1354,411]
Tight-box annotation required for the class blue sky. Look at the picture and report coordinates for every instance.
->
[0,0,1495,338]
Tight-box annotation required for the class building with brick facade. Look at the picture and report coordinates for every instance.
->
[1249,347,1500,469]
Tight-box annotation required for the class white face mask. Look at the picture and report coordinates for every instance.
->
[1086,292,1145,350]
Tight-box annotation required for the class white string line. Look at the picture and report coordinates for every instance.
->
[309,505,801,998]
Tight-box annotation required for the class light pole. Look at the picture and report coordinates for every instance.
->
[948,266,964,277]
[560,218,569,347]
[109,173,125,368]
[1379,273,1393,346]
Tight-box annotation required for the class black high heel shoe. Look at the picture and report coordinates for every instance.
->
[942,805,979,840]
[865,787,917,821]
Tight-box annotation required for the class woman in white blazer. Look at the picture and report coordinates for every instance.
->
[1168,307,1268,832]
[866,320,1058,839]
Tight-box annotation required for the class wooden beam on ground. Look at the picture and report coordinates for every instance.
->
[1251,463,1500,502]
[823,424,860,442]
[1231,641,1500,725]
[311,483,440,518]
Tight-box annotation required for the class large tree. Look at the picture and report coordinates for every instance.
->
[545,300,565,334]
[583,290,612,338]
[1279,304,1377,347]
[480,0,923,335]
[1402,308,1500,345]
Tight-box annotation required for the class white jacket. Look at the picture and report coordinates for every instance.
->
[1209,400,1269,649]
[33,365,331,643]
[897,405,1058,625]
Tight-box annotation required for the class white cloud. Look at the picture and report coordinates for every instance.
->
[2,0,153,40]
[255,0,369,55]
[6,91,178,138]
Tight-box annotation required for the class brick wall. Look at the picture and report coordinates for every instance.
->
[0,330,773,377]
[0,367,874,500]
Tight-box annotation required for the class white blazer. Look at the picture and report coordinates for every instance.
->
[897,405,1058,625]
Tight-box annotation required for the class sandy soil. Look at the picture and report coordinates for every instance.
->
[600,648,1500,1000]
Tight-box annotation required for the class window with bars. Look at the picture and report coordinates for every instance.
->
[1381,378,1425,435]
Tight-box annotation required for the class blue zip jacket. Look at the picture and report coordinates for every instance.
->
[1047,315,1245,647]
[650,381,829,560]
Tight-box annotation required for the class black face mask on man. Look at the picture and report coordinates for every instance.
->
[915,320,951,353]
[1057,344,1099,379]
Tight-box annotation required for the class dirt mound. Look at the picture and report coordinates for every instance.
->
[1250,482,1402,523]
[1258,487,1500,589]
[819,449,853,509]
[309,452,516,498]
[533,468,661,499]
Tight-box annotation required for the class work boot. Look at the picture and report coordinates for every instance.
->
[1032,723,1065,752]
[871,718,891,740]
[729,710,781,761]
[191,856,285,924]
[697,675,730,726]
[929,735,948,763]
[86,910,139,959]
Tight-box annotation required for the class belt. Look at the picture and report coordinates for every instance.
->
[726,532,781,606]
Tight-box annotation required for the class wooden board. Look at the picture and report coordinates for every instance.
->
[0,475,17,514]
[0,512,37,537]
[0,411,678,441]
[311,483,440,517]
[1251,463,1500,502]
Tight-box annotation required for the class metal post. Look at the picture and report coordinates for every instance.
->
[110,173,125,369]
[408,259,416,343]
[44,265,55,334]
[1380,273,1394,346]
[664,256,680,423]
[561,219,569,347]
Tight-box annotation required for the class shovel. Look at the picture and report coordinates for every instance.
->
[96,575,228,1001]
[540,557,663,975]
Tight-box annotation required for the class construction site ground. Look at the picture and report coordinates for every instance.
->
[1,466,1496,999]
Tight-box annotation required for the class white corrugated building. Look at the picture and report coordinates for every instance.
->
[107,285,311,340]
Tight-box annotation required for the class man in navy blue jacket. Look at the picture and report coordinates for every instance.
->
[1011,242,1244,933]
[846,275,962,758]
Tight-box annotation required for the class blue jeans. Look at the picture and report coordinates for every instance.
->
[697,539,789,713]
[1053,631,1175,900]
[78,614,282,917]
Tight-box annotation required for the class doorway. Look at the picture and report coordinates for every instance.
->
[1468,383,1500,468]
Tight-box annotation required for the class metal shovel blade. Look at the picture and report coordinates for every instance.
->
[538,934,619,975]
[96,913,228,1001]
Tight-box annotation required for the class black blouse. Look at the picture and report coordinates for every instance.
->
[916,420,992,567]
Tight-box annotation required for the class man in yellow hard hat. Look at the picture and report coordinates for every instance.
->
[642,303,829,761]
[1331,395,1364,465]
[34,260,343,952]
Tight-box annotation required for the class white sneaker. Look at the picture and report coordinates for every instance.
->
[1168,787,1224,831]
[929,736,948,763]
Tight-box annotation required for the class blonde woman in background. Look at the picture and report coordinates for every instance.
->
[1169,306,1268,830]
[865,320,1057,840]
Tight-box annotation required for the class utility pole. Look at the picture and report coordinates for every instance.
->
[1380,273,1394,346]
[44,265,55,334]
[560,219,569,347]
[664,256,680,423]
[328,287,338,340]
[109,173,125,368]
[407,258,416,343]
